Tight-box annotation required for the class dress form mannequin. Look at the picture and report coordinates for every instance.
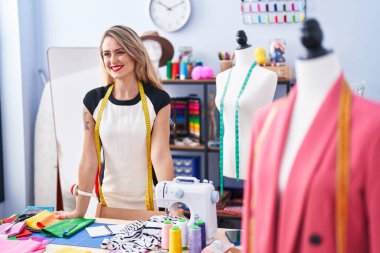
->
[279,19,341,192]
[243,18,380,253]
[216,30,277,180]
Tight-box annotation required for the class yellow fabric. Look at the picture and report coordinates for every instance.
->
[54,246,91,253]
[36,212,60,228]
[24,210,51,230]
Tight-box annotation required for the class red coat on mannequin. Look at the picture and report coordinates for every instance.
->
[242,73,380,253]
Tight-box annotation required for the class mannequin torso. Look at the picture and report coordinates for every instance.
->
[279,52,341,192]
[216,46,277,179]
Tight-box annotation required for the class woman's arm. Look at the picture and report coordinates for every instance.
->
[56,107,98,219]
[151,104,174,182]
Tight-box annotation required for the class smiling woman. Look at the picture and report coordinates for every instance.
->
[55,25,174,219]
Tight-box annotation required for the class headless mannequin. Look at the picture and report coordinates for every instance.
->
[142,39,163,79]
[279,19,341,192]
[216,30,277,180]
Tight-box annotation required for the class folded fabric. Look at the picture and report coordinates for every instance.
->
[23,205,54,213]
[0,214,17,225]
[14,209,43,223]
[42,218,95,238]
[15,228,32,238]
[0,238,46,253]
[101,216,180,253]
[54,246,92,253]
[25,210,52,230]
[36,212,60,228]
[0,222,26,237]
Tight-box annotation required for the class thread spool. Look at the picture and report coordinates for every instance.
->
[180,62,187,80]
[172,62,179,79]
[169,225,182,253]
[177,218,188,250]
[189,225,202,253]
[186,62,193,79]
[166,61,172,80]
[195,220,206,249]
[161,219,172,249]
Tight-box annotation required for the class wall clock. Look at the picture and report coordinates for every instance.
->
[149,0,191,32]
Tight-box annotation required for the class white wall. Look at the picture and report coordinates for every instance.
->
[0,0,34,217]
[1,0,379,216]
[34,0,380,101]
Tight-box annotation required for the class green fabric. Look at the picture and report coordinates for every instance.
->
[41,218,95,238]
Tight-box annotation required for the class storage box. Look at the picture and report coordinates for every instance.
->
[263,65,292,81]
[172,156,200,179]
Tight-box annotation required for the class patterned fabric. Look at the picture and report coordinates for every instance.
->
[101,216,180,252]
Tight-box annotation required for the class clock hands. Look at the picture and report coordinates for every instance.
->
[158,1,172,11]
[169,0,185,9]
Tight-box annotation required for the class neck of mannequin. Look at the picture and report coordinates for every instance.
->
[152,60,160,79]
[295,52,341,100]
[234,46,255,68]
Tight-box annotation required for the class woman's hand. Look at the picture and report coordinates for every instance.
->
[55,210,83,220]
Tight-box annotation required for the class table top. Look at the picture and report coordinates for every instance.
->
[45,218,239,253]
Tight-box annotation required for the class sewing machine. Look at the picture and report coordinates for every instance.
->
[155,176,219,245]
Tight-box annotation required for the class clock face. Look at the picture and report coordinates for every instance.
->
[149,0,191,32]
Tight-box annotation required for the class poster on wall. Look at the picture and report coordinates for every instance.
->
[240,0,306,24]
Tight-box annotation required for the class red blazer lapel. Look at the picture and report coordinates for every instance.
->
[254,90,296,253]
[277,74,344,253]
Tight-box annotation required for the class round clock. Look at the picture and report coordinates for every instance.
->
[149,0,191,32]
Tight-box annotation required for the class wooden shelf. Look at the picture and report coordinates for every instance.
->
[170,144,206,151]
[162,79,216,84]
[183,210,241,219]
[208,146,220,152]
[216,211,242,219]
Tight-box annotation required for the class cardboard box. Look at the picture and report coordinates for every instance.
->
[263,65,292,81]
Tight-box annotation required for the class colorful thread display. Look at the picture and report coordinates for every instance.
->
[169,226,182,253]
[161,219,172,250]
[241,0,306,25]
[189,225,202,253]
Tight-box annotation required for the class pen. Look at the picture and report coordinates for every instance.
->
[62,224,78,236]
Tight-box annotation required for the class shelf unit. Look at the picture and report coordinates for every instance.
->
[163,79,293,181]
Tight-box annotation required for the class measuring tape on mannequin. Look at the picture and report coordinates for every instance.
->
[70,81,154,210]
[219,62,256,196]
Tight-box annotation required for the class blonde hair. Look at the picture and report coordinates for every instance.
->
[99,25,163,90]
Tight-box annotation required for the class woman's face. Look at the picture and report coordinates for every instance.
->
[102,36,135,82]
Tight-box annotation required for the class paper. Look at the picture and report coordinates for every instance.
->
[107,224,125,234]
[85,224,125,237]
[85,225,112,237]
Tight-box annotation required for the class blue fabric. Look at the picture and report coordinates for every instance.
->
[31,222,112,248]
[23,206,54,213]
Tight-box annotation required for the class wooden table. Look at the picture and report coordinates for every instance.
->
[45,218,238,252]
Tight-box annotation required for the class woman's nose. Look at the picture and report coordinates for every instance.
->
[110,54,117,64]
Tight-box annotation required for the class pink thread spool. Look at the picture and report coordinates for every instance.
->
[161,219,172,249]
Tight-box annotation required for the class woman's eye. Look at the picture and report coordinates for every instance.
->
[103,52,110,57]
[117,51,124,55]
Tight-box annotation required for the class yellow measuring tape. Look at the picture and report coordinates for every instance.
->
[94,81,154,210]
[248,81,351,252]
